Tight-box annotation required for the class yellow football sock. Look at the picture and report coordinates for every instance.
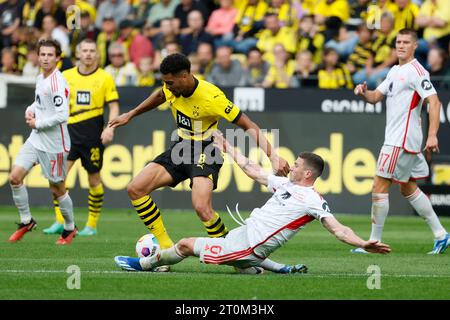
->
[53,199,65,224]
[203,212,228,238]
[132,195,174,249]
[86,183,104,229]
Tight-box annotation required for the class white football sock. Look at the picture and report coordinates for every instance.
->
[369,193,389,242]
[259,258,286,272]
[405,188,447,240]
[58,192,75,230]
[10,184,32,224]
[140,245,186,271]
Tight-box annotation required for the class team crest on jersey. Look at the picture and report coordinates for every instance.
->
[53,95,63,107]
[36,94,41,105]
[421,79,432,90]
[192,105,200,118]
[388,82,393,92]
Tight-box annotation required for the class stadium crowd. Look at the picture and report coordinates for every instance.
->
[1,0,449,89]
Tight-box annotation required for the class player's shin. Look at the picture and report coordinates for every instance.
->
[86,183,104,229]
[53,199,65,224]
[58,192,75,230]
[203,212,228,238]
[10,184,32,224]
[140,245,186,271]
[405,188,447,240]
[132,195,174,249]
[370,193,389,241]
[258,258,286,272]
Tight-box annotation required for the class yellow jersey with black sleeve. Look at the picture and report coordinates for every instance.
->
[62,66,119,144]
[162,78,242,142]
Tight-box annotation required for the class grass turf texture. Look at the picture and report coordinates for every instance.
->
[0,206,449,300]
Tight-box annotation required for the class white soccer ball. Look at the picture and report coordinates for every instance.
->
[135,233,161,258]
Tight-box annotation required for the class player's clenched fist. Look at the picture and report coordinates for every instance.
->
[109,112,132,128]
[354,81,367,96]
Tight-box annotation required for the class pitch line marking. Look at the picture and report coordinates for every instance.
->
[0,270,449,278]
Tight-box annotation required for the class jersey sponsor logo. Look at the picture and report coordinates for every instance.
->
[322,201,331,213]
[280,191,291,200]
[421,79,432,91]
[53,95,63,107]
[176,110,193,131]
[224,102,234,114]
[388,82,393,92]
[76,91,91,105]
[36,94,41,105]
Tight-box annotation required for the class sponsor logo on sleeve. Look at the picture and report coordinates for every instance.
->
[53,95,63,107]
[421,79,432,90]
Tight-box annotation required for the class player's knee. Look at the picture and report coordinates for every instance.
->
[176,238,195,256]
[127,181,145,199]
[400,185,417,197]
[8,173,22,186]
[49,182,66,198]
[372,177,390,194]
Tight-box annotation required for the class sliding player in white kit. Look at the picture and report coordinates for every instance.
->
[353,29,449,254]
[114,132,390,273]
[8,39,77,245]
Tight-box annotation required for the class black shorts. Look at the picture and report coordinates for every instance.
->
[67,142,105,173]
[153,139,223,190]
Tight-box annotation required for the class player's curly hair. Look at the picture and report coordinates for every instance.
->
[299,152,324,179]
[160,53,191,75]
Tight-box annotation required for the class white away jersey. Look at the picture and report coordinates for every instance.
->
[377,59,437,153]
[27,69,71,153]
[245,175,333,258]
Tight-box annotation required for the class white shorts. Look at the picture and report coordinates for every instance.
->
[14,140,68,184]
[196,225,263,268]
[376,145,429,183]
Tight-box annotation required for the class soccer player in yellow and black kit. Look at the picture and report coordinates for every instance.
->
[109,53,290,272]
[43,39,120,236]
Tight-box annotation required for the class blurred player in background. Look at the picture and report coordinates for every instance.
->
[353,28,449,254]
[43,38,120,236]
[109,53,290,272]
[8,39,77,245]
[114,132,391,273]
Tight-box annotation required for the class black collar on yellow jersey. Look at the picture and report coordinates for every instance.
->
[77,66,99,76]
[182,76,199,98]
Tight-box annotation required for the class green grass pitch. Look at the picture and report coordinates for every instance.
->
[0,206,449,300]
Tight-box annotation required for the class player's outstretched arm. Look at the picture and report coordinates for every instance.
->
[354,81,384,104]
[108,88,165,128]
[234,113,290,176]
[213,131,269,186]
[101,101,120,144]
[321,216,391,254]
